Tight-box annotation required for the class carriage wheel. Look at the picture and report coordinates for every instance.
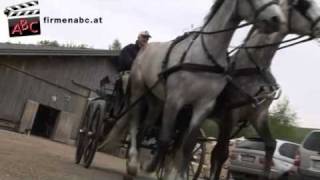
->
[187,141,206,180]
[74,104,92,164]
[83,107,102,168]
[153,141,206,180]
[156,164,166,180]
[187,128,207,180]
[96,96,126,151]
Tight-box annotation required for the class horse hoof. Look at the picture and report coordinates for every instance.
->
[126,159,138,176]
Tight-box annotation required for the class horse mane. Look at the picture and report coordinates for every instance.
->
[203,0,225,27]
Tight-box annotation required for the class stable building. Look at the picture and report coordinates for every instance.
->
[0,43,119,144]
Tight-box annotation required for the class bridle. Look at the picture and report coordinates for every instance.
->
[176,0,281,70]
[196,0,281,79]
[227,0,320,110]
[288,0,320,36]
[246,0,280,20]
[228,0,320,138]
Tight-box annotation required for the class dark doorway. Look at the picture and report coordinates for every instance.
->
[31,105,59,138]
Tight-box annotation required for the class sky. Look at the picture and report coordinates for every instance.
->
[0,0,320,129]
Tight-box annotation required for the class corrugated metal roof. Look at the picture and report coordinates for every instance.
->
[0,43,120,56]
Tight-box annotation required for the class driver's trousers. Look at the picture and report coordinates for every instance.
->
[120,71,130,94]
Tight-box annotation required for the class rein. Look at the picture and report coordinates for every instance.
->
[162,0,281,73]
[187,22,253,35]
[224,34,313,108]
[229,35,312,52]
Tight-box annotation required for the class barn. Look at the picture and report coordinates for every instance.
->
[0,43,119,144]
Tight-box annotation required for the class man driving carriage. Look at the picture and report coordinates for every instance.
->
[118,30,151,71]
[116,31,151,94]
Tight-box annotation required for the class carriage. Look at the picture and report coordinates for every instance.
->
[74,75,211,180]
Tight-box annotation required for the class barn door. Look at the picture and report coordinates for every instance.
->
[19,100,39,133]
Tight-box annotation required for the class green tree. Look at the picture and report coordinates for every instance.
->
[38,40,60,47]
[200,97,303,143]
[268,97,299,142]
[108,39,122,50]
[37,40,89,49]
[63,43,88,49]
[269,98,297,127]
[238,97,306,143]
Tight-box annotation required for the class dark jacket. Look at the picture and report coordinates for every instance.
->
[118,41,141,71]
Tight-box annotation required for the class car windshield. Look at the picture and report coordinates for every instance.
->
[237,140,265,151]
[303,132,320,152]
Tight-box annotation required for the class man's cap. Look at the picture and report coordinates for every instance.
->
[139,31,151,38]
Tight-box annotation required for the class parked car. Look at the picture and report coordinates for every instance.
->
[228,138,299,180]
[292,130,320,180]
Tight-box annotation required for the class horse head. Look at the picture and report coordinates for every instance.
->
[237,0,286,33]
[286,0,320,37]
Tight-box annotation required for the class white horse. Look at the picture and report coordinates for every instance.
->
[126,0,286,179]
[208,0,320,179]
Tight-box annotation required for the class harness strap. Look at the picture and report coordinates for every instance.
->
[179,33,200,64]
[231,68,261,77]
[226,77,261,108]
[230,120,250,139]
[311,16,320,33]
[159,61,272,109]
[200,34,226,70]
[162,33,191,71]
[227,65,280,109]
[243,48,276,86]
[159,63,225,79]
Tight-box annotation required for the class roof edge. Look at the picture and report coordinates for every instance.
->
[0,48,120,56]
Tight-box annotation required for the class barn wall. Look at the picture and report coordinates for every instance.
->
[0,55,117,141]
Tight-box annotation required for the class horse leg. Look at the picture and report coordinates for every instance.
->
[172,100,216,180]
[141,94,162,131]
[249,108,276,180]
[127,100,144,176]
[126,72,147,177]
[153,94,184,179]
[209,112,235,180]
[141,95,164,173]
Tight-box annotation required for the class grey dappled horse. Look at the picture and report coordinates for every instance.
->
[209,0,320,179]
[126,0,286,179]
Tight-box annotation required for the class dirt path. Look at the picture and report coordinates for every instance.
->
[0,130,153,180]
